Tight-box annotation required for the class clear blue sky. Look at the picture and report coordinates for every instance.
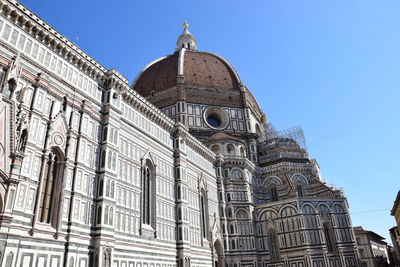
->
[20,0,400,242]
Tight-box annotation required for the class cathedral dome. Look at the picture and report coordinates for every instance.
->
[133,50,241,97]
[131,23,262,115]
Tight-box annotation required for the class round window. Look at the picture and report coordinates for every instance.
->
[207,115,222,127]
[211,144,220,153]
[203,106,229,130]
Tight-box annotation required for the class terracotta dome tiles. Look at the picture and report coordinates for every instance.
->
[134,53,178,96]
[184,51,239,90]
[133,50,240,97]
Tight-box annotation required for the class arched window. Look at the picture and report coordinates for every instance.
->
[236,209,250,251]
[101,150,106,168]
[143,166,150,224]
[177,185,181,199]
[227,144,235,155]
[178,226,182,240]
[318,205,337,252]
[200,188,209,240]
[109,207,113,226]
[239,146,245,156]
[333,204,345,214]
[267,229,280,261]
[270,186,278,202]
[115,212,120,230]
[323,222,337,253]
[178,207,182,220]
[211,144,220,153]
[16,129,28,152]
[113,131,118,144]
[97,205,102,224]
[302,205,320,244]
[122,188,126,206]
[264,177,283,188]
[231,169,243,179]
[38,148,64,226]
[297,184,304,197]
[107,151,112,168]
[102,249,111,267]
[103,127,108,142]
[236,209,249,220]
[292,175,307,197]
[332,204,351,241]
[105,179,110,197]
[141,159,156,228]
[104,206,109,225]
[230,224,235,234]
[112,153,117,170]
[98,178,104,197]
[109,128,114,143]
[110,181,115,198]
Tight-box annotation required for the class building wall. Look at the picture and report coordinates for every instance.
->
[390,227,400,263]
[355,230,389,267]
[390,191,400,261]
[0,2,220,267]
[0,1,360,267]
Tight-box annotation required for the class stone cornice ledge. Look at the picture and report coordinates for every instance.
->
[121,84,175,132]
[174,122,216,163]
[1,0,108,81]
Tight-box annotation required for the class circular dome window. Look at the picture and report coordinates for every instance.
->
[207,115,221,128]
[203,106,229,130]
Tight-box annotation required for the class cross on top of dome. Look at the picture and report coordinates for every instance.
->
[176,21,197,51]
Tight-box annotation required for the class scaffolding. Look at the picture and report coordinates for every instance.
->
[265,123,307,150]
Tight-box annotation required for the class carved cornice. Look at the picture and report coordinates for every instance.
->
[0,42,103,119]
[174,122,216,163]
[222,155,255,171]
[257,161,315,176]
[121,86,175,133]
[1,0,108,82]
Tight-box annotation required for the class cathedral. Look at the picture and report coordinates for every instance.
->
[0,1,359,267]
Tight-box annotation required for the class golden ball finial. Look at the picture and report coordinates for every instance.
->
[183,21,189,29]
